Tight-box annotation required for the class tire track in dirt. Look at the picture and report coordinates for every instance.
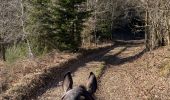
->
[37,44,133,100]
[35,45,115,100]
[37,61,104,100]
[96,44,170,100]
[96,45,145,100]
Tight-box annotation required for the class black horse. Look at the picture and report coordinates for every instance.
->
[62,72,97,100]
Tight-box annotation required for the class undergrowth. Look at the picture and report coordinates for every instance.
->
[6,43,28,63]
[160,61,170,77]
[95,62,105,78]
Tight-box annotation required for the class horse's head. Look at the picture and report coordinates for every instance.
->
[62,72,97,100]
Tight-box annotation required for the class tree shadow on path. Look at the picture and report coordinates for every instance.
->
[34,41,146,99]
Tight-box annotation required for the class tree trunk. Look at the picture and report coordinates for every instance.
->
[0,43,6,61]
[94,0,98,47]
[145,8,150,51]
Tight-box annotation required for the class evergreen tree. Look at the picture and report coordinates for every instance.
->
[26,0,89,53]
[56,0,89,50]
[26,0,56,54]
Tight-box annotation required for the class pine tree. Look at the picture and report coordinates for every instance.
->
[26,0,89,54]
[56,0,89,51]
[26,0,56,54]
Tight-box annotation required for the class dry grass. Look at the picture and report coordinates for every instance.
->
[0,51,78,95]
[160,62,170,77]
[95,62,105,78]
[0,44,112,99]
[97,46,170,100]
[0,62,9,94]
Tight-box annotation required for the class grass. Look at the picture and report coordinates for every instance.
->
[6,43,28,63]
[1,43,29,93]
[0,44,110,99]
[95,62,106,78]
[160,61,170,77]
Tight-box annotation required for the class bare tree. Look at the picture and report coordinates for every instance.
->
[0,0,34,61]
[0,0,23,60]
[141,0,170,50]
[20,0,34,59]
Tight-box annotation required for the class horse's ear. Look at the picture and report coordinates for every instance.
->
[86,72,97,94]
[63,71,73,92]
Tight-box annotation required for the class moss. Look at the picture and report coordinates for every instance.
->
[95,62,105,78]
[160,62,170,77]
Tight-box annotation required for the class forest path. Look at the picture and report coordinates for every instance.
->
[37,40,170,100]
[96,43,170,100]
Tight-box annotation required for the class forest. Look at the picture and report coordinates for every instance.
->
[0,0,170,100]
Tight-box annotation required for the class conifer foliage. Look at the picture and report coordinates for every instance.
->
[26,0,89,53]
[56,0,89,50]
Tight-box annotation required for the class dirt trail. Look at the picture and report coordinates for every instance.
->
[37,61,104,100]
[37,41,170,100]
[37,41,142,100]
[96,46,170,100]
[36,45,115,100]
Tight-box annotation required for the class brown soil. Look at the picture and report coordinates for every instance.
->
[0,52,78,93]
[37,45,115,100]
[0,44,112,99]
[2,41,170,100]
[0,44,112,95]
[96,46,170,100]
[38,41,170,100]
